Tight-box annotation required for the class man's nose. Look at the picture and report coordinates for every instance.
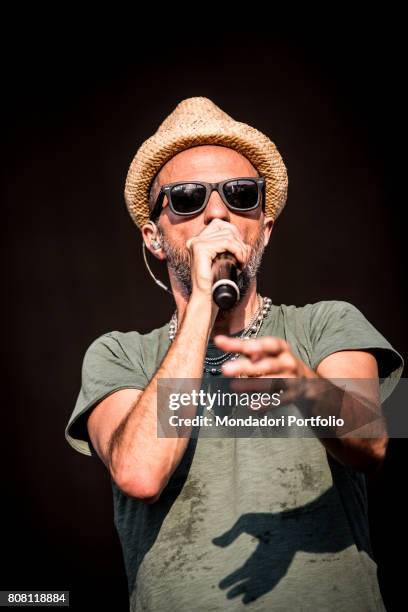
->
[203,190,230,225]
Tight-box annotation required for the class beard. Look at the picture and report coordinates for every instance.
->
[156,222,266,309]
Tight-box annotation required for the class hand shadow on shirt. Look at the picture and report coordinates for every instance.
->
[210,451,376,606]
[211,485,358,605]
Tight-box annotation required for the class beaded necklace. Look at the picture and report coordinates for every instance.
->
[168,295,272,375]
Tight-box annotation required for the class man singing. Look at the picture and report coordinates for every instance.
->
[65,97,403,611]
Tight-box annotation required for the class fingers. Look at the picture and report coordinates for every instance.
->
[204,230,250,261]
[188,220,252,268]
[222,356,284,377]
[215,335,288,358]
[187,235,250,269]
[215,336,301,382]
[205,218,242,237]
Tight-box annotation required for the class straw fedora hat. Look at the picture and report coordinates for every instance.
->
[124,97,288,229]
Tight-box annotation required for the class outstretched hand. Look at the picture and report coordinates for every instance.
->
[213,335,316,406]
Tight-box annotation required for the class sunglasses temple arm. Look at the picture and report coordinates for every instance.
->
[150,189,166,223]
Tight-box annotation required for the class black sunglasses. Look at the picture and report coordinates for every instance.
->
[149,176,265,222]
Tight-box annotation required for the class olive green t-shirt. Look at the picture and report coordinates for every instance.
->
[65,300,404,611]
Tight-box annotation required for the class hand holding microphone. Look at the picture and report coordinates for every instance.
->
[185,219,249,309]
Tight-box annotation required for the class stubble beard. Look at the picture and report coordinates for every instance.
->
[156,222,266,311]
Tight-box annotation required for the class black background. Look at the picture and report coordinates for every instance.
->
[3,28,407,611]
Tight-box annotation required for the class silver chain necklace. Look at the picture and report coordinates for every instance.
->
[168,295,272,375]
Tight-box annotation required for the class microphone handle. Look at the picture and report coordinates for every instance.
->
[211,252,240,310]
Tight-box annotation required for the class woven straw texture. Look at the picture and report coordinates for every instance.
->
[124,97,288,229]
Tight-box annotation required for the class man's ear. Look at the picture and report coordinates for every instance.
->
[141,221,166,260]
[263,216,274,247]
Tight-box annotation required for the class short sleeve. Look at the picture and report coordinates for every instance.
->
[308,300,404,403]
[65,331,148,457]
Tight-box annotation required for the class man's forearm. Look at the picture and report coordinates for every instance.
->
[298,372,388,474]
[109,296,214,500]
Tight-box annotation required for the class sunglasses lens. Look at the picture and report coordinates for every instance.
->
[170,183,207,214]
[223,179,259,210]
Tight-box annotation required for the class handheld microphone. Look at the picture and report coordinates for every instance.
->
[211,252,240,310]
